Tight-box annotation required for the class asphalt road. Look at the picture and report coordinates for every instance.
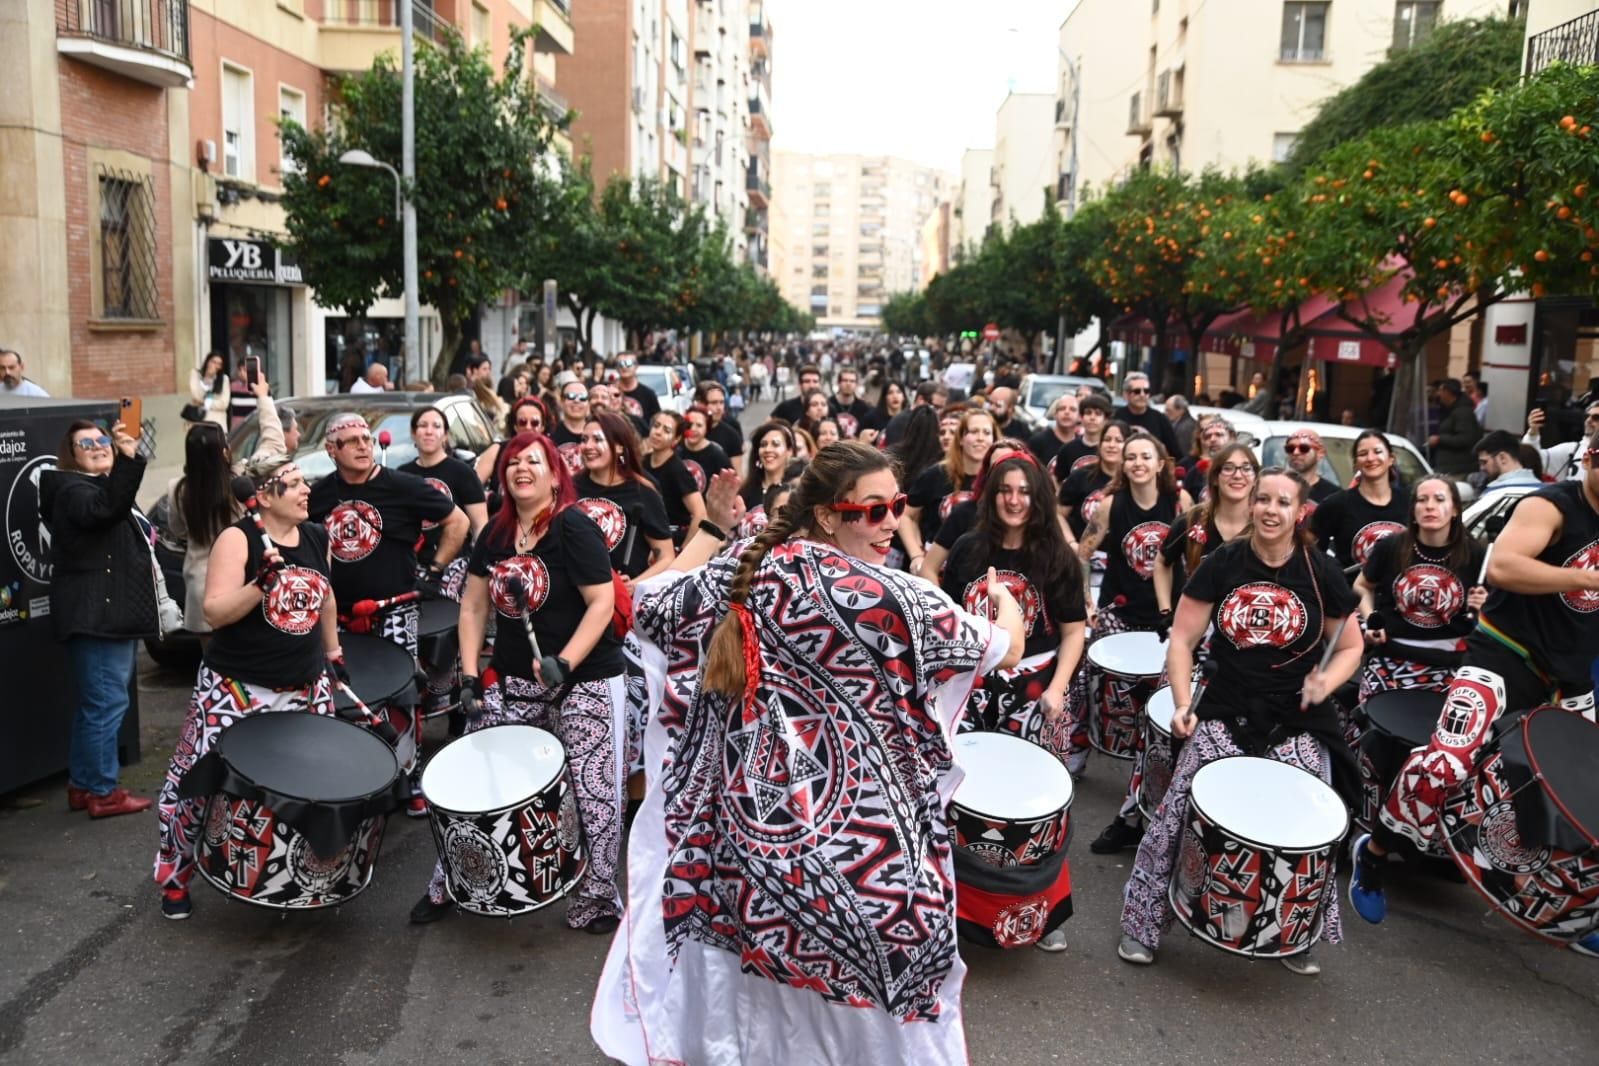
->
[3,394,1596,1065]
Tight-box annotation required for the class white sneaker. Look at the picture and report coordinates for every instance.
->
[1280,951,1321,976]
[1035,928,1068,953]
[1117,934,1155,965]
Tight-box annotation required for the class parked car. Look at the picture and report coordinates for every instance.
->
[634,364,692,415]
[1462,481,1538,539]
[142,392,496,669]
[1017,374,1112,428]
[1252,420,1473,502]
[1185,406,1271,449]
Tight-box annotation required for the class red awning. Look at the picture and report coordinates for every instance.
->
[1303,272,1415,368]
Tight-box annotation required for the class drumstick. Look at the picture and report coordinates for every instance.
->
[1302,613,1352,710]
[232,475,274,555]
[1461,514,1508,627]
[620,502,645,570]
[330,676,401,746]
[514,579,565,686]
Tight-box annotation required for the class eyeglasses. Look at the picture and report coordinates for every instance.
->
[563,391,588,402]
[515,418,542,430]
[832,493,908,524]
[1219,464,1256,477]
[73,435,112,450]
[1284,443,1315,455]
[334,434,374,449]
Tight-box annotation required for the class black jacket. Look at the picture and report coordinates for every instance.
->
[39,453,159,641]
[1432,397,1480,475]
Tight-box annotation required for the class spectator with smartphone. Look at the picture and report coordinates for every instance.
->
[189,352,231,429]
[1525,402,1599,482]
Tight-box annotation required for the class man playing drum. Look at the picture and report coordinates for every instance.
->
[1349,429,1599,957]
[1118,468,1362,975]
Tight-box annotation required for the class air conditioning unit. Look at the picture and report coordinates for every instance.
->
[196,139,217,169]
[1154,70,1184,118]
[632,87,646,113]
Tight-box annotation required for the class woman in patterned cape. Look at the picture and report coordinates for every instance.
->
[592,443,1024,1066]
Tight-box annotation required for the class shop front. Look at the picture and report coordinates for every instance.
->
[206,237,304,395]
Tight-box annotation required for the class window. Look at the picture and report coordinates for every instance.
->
[1392,1,1439,51]
[1280,2,1329,62]
[96,167,159,321]
[222,64,254,180]
[1272,132,1298,163]
[278,86,307,176]
[472,2,490,47]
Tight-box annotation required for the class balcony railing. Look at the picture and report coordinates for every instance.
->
[1525,10,1599,75]
[536,78,569,125]
[746,168,770,204]
[319,1,449,44]
[56,0,191,66]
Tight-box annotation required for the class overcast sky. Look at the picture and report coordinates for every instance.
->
[766,0,1066,175]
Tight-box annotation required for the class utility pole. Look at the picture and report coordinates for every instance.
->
[401,0,420,384]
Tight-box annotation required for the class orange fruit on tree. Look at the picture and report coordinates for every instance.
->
[1535,249,1550,262]
[1575,184,1589,198]
[1481,131,1495,143]
[1558,206,1574,220]
[1560,115,1577,130]
[1423,217,1437,228]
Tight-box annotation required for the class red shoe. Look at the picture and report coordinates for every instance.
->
[406,795,429,819]
[67,787,92,811]
[87,788,154,818]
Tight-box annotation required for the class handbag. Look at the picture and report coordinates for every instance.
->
[180,402,207,423]
[136,514,184,637]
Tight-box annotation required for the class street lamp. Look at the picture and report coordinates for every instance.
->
[338,145,419,387]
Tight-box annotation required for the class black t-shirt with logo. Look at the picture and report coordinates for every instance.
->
[1057,465,1112,539]
[707,418,744,459]
[1185,537,1360,703]
[677,441,732,497]
[643,452,700,532]
[1360,532,1485,645]
[830,395,879,436]
[941,539,1085,659]
[1311,485,1409,571]
[1098,489,1178,625]
[1048,440,1098,486]
[907,465,972,548]
[933,497,977,552]
[1157,510,1235,606]
[617,382,661,425]
[204,520,332,688]
[398,455,485,569]
[1027,426,1074,468]
[468,508,623,684]
[572,474,673,577]
[308,468,455,604]
[1481,480,1599,680]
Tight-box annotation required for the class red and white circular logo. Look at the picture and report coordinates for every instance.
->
[1559,539,1599,614]
[1080,489,1107,526]
[420,476,453,531]
[836,413,859,440]
[575,497,627,550]
[558,442,584,475]
[963,569,1042,634]
[940,490,973,521]
[262,566,330,635]
[622,394,644,419]
[738,504,767,539]
[1392,563,1465,629]
[1351,521,1405,565]
[683,458,707,494]
[1072,454,1098,472]
[1121,521,1170,580]
[489,554,550,617]
[327,500,384,562]
[1217,581,1309,649]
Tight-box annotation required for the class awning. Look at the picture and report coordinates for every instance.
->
[1303,272,1414,368]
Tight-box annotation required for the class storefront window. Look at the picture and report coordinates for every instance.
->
[325,317,407,392]
[211,284,291,395]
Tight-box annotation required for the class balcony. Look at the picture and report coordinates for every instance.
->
[749,85,772,139]
[1054,96,1071,130]
[744,205,768,235]
[531,0,574,55]
[1154,69,1183,118]
[317,1,449,74]
[54,0,192,88]
[1127,90,1152,135]
[746,164,769,207]
[535,78,569,126]
[750,2,770,58]
[1525,10,1599,75]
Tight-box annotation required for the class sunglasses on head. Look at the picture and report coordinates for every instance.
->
[833,493,908,524]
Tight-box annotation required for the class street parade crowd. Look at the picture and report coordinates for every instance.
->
[33,338,1599,1065]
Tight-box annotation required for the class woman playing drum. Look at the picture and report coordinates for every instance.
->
[574,410,676,583]
[410,431,628,933]
[152,455,339,920]
[1353,475,1485,703]
[592,443,1024,1066]
[1118,467,1362,975]
[1154,442,1258,619]
[1056,420,1126,550]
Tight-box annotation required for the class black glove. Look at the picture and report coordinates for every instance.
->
[326,653,352,688]
[505,574,531,613]
[253,554,285,592]
[417,566,446,601]
[1154,609,1172,643]
[460,675,485,720]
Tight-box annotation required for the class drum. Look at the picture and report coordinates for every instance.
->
[949,732,1074,867]
[417,599,463,720]
[191,712,403,910]
[1356,690,1448,858]
[1086,630,1166,759]
[421,724,587,917]
[1170,756,1348,958]
[1440,706,1599,945]
[1139,686,1179,821]
[335,632,420,773]
[949,733,1075,949]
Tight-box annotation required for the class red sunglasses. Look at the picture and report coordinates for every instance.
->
[832,493,908,524]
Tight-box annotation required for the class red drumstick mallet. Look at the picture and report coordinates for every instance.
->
[1461,514,1508,628]
[377,429,392,467]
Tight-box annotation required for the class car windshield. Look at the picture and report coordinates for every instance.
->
[1025,381,1076,413]
[635,367,673,399]
[1260,434,1430,487]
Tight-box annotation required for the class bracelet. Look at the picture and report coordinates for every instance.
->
[699,518,729,541]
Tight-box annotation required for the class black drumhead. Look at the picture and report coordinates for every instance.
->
[216,712,398,801]
[417,599,460,639]
[1520,707,1599,845]
[335,632,417,711]
[1364,690,1445,747]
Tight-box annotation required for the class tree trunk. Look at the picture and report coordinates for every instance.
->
[431,315,464,388]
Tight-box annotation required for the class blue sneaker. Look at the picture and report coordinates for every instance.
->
[1347,833,1387,925]
[1571,930,1599,958]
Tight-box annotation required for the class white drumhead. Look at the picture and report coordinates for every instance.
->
[1087,630,1166,678]
[951,732,1073,819]
[1190,756,1347,849]
[422,725,565,812]
[1146,686,1177,732]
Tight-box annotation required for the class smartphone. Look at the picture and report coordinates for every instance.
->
[120,396,142,439]
[247,356,262,387]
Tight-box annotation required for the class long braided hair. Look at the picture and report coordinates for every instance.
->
[704,441,898,702]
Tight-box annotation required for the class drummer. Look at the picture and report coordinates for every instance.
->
[399,406,488,718]
[153,455,339,920]
[921,441,1036,580]
[1349,435,1599,950]
[411,430,629,932]
[903,407,995,576]
[1057,420,1126,551]
[1154,442,1258,621]
[308,412,467,818]
[1352,476,1485,704]
[1119,467,1362,975]
[1074,431,1191,851]
[1311,430,1408,572]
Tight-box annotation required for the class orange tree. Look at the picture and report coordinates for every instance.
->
[1088,168,1250,393]
[281,27,565,384]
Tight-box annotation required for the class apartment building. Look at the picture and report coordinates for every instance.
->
[745,2,773,271]
[771,151,953,330]
[989,92,1054,230]
[953,148,994,257]
[3,0,575,410]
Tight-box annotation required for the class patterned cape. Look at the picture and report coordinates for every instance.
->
[592,539,1006,1066]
